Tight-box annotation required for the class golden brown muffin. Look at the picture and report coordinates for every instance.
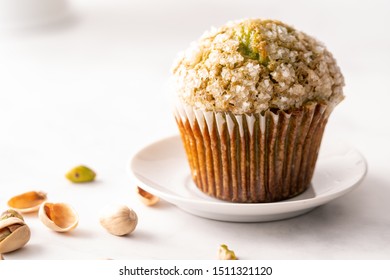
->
[173,19,344,203]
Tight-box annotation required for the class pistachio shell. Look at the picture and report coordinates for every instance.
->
[7,191,47,213]
[136,187,159,206]
[66,165,96,183]
[0,253,4,260]
[0,225,30,253]
[0,216,30,254]
[39,202,79,232]
[0,217,25,229]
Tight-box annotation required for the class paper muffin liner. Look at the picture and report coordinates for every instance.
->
[174,101,332,203]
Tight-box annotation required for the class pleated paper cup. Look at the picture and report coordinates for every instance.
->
[174,101,332,203]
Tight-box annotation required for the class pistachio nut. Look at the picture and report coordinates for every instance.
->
[218,244,237,260]
[99,204,138,236]
[66,165,96,183]
[38,202,79,232]
[7,191,47,213]
[137,187,159,206]
[0,210,30,254]
[0,209,24,221]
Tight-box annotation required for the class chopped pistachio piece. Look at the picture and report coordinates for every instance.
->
[218,244,237,260]
[66,165,96,183]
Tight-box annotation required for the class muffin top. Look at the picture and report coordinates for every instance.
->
[172,19,344,114]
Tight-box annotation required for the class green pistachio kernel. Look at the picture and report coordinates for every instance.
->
[218,244,237,260]
[66,165,96,183]
[0,228,11,242]
[0,209,24,221]
[236,23,269,66]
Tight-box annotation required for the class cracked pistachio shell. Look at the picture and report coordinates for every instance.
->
[7,191,47,213]
[66,165,96,183]
[0,217,30,254]
[218,244,237,260]
[137,187,159,206]
[39,202,79,232]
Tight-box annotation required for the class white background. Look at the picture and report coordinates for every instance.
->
[0,0,389,260]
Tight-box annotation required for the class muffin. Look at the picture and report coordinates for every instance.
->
[172,19,344,203]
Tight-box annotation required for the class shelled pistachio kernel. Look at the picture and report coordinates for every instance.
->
[66,165,96,183]
[218,244,237,260]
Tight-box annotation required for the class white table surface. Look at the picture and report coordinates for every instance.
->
[0,0,389,260]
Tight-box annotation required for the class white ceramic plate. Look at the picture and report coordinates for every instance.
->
[129,136,367,222]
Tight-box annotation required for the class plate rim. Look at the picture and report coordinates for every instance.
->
[129,135,367,217]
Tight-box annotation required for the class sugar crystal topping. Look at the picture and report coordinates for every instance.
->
[172,19,344,114]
